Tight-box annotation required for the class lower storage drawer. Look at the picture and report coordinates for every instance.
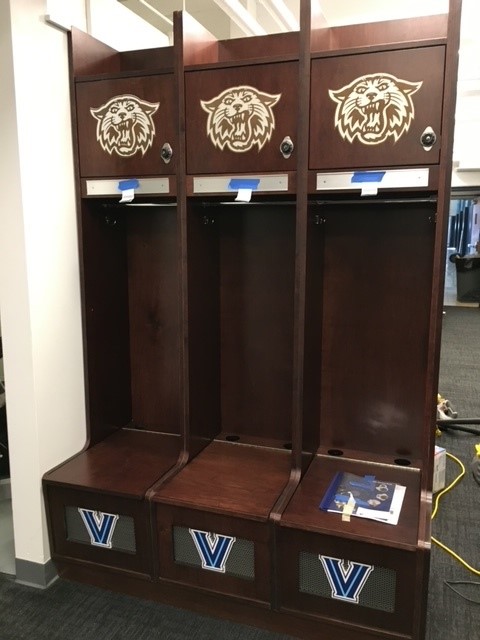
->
[276,527,428,638]
[44,484,154,578]
[156,504,273,605]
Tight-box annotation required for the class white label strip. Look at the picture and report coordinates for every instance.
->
[193,174,289,194]
[316,168,430,191]
[85,178,170,196]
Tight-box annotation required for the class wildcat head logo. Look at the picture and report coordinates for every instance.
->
[329,73,422,145]
[201,86,281,153]
[90,95,160,157]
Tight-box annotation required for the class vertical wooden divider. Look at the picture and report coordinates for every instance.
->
[270,0,315,525]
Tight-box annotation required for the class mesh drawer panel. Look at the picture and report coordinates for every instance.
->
[299,551,396,613]
[65,506,136,553]
[173,526,254,580]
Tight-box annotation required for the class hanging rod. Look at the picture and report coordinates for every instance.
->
[101,202,177,208]
[100,198,436,208]
[313,197,437,206]
[200,200,296,207]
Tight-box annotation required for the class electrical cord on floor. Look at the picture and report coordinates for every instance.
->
[432,451,480,603]
[444,581,480,604]
[437,419,480,436]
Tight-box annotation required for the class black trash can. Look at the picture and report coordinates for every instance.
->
[455,256,480,302]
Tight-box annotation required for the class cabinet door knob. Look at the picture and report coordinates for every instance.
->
[420,127,437,151]
[161,142,173,163]
[280,136,294,159]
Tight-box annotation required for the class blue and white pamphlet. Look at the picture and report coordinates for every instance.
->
[319,472,406,525]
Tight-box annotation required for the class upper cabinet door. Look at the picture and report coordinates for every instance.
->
[76,74,176,178]
[309,46,445,170]
[185,61,298,175]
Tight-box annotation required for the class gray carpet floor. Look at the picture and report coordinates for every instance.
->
[426,306,480,640]
[0,306,479,639]
[0,574,294,640]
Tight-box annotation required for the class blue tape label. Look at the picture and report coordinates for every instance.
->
[351,172,386,183]
[228,179,260,191]
[118,179,140,191]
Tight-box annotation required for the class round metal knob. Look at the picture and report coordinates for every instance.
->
[280,136,294,159]
[420,127,437,150]
[160,142,173,163]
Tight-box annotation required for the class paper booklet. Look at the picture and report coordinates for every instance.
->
[319,471,406,525]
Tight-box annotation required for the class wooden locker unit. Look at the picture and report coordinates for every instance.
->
[43,29,184,579]
[151,17,300,605]
[274,4,461,639]
[42,2,462,638]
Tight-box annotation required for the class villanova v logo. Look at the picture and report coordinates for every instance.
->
[189,529,236,573]
[78,508,119,549]
[320,555,374,604]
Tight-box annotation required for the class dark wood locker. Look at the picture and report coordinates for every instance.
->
[151,19,300,603]
[42,3,462,638]
[43,29,183,580]
[271,3,460,638]
[309,45,446,170]
[185,61,298,175]
[76,73,176,178]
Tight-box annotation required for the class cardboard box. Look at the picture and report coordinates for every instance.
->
[433,445,446,493]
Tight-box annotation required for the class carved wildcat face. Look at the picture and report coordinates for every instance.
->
[90,95,160,157]
[329,73,422,145]
[201,86,281,153]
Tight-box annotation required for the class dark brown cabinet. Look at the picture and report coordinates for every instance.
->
[185,61,298,174]
[76,73,177,178]
[309,45,446,170]
[43,3,461,639]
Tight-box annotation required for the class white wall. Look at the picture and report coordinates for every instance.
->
[88,0,169,50]
[46,0,87,30]
[45,0,168,48]
[452,2,480,175]
[0,0,87,567]
[0,0,171,573]
[451,169,480,191]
